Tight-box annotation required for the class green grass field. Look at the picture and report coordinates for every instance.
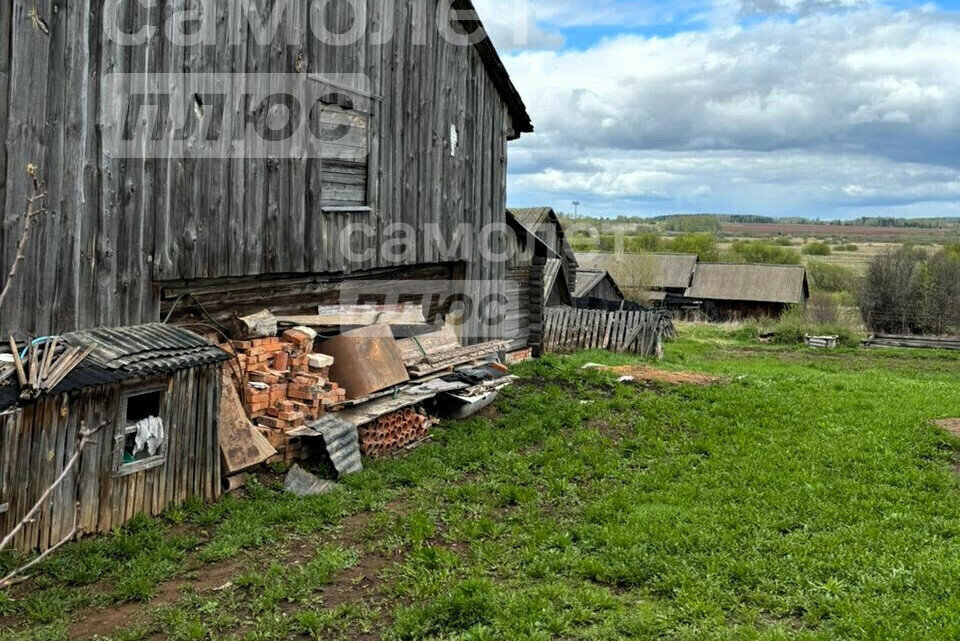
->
[4,325,960,640]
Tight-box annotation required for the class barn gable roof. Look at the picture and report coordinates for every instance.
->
[577,252,697,290]
[461,0,533,136]
[685,263,809,304]
[645,253,699,290]
[542,258,573,306]
[574,269,625,300]
[507,207,579,268]
[575,252,698,291]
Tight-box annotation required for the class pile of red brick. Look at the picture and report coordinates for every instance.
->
[226,328,347,461]
[505,348,533,364]
[358,408,431,458]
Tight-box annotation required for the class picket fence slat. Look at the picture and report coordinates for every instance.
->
[542,306,673,357]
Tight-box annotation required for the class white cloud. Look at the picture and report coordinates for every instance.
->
[507,148,960,216]
[495,5,960,216]
[472,0,566,50]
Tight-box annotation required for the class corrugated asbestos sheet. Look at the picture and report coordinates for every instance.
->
[64,324,231,374]
[0,324,230,410]
[290,414,363,477]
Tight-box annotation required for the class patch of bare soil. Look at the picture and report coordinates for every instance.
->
[69,501,413,641]
[587,364,721,386]
[936,419,960,438]
[933,420,960,476]
[587,419,626,444]
[69,556,248,640]
[477,405,500,421]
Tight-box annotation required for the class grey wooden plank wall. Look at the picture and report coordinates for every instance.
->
[0,0,514,342]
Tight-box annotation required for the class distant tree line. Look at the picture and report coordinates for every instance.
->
[558,212,960,231]
[859,245,960,335]
[571,232,721,261]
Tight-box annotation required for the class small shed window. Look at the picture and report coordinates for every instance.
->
[318,103,370,213]
[307,76,376,215]
[115,386,167,476]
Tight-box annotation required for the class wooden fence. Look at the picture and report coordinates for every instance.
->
[542,307,675,357]
[863,334,960,350]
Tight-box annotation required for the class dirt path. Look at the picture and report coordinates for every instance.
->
[69,503,411,641]
[584,363,721,386]
[70,556,248,639]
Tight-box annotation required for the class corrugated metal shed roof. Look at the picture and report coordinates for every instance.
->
[0,324,230,411]
[685,263,809,304]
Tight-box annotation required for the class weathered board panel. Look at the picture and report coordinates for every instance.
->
[0,0,520,344]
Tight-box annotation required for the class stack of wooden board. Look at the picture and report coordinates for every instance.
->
[276,303,427,330]
[863,334,960,350]
[3,337,93,399]
[395,326,508,377]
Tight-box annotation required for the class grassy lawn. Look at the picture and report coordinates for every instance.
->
[4,324,960,640]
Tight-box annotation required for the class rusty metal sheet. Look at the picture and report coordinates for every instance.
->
[219,371,276,474]
[316,325,410,399]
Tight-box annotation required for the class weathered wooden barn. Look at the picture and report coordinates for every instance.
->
[683,263,809,320]
[0,0,532,343]
[573,269,624,304]
[508,207,578,302]
[577,252,697,304]
[502,210,571,355]
[0,324,229,552]
[642,253,699,303]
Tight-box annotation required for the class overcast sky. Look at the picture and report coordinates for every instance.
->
[474,0,960,219]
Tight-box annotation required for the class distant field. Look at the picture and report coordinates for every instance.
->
[715,239,905,275]
[584,242,901,275]
[721,222,957,243]
[803,242,893,274]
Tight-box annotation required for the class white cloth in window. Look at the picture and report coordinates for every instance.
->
[133,416,165,457]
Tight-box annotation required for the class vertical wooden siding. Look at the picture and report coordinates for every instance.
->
[0,0,513,341]
[0,365,220,552]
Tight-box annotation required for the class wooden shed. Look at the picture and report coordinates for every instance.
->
[573,269,625,304]
[0,0,532,345]
[0,324,230,552]
[503,211,576,355]
[508,207,579,296]
[683,263,809,320]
